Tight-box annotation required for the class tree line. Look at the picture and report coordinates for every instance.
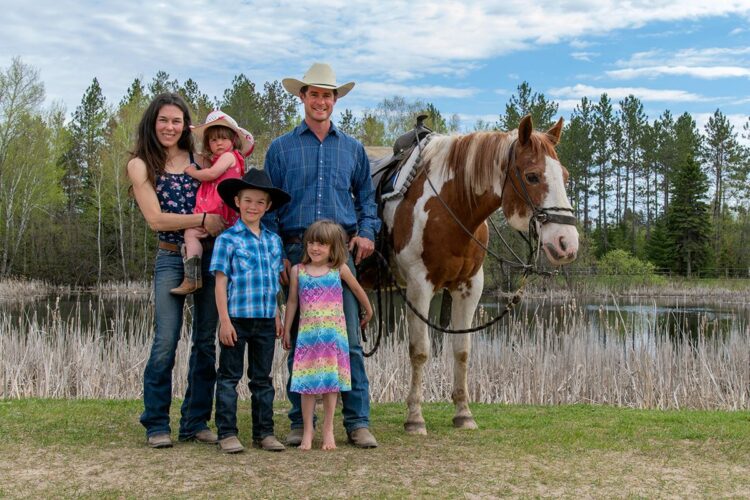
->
[1,57,748,285]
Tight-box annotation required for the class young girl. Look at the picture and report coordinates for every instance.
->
[171,110,254,295]
[283,220,373,450]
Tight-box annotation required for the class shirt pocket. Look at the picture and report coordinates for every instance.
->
[234,248,256,273]
[334,160,353,191]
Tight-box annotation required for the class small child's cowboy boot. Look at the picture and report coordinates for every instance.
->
[170,256,202,295]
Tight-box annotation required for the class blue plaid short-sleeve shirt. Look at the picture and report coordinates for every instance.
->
[209,220,283,319]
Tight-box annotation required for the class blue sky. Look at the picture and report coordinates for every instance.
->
[1,0,749,137]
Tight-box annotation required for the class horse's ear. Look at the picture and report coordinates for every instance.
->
[546,117,564,145]
[518,115,533,146]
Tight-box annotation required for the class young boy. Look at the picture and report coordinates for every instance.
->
[210,168,291,453]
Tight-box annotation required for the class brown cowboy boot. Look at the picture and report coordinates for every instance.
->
[170,256,202,295]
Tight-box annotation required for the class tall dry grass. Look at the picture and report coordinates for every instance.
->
[1,298,748,409]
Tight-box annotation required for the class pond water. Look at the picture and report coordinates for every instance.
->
[2,290,747,347]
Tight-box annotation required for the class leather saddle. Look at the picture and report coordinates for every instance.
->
[359,115,433,289]
[369,114,433,202]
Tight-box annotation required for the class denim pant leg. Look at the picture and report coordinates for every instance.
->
[283,243,305,430]
[340,252,371,432]
[246,318,277,440]
[215,323,248,439]
[141,250,185,437]
[178,247,218,439]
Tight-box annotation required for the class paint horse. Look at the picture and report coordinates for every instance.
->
[380,115,579,434]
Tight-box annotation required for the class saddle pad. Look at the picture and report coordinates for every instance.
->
[382,135,432,202]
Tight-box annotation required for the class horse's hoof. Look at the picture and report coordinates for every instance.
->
[452,415,478,429]
[404,422,427,435]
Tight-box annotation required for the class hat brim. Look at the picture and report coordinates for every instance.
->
[282,78,354,98]
[217,178,291,213]
[192,118,255,157]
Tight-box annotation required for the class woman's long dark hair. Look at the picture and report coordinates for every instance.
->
[131,93,195,187]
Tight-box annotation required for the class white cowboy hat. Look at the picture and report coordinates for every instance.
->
[282,62,355,98]
[191,110,255,157]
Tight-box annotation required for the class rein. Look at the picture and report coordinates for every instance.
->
[362,128,578,355]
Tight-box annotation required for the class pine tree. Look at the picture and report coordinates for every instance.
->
[424,103,447,133]
[148,70,178,97]
[338,109,359,136]
[67,78,109,282]
[496,81,558,131]
[179,78,214,124]
[666,156,712,277]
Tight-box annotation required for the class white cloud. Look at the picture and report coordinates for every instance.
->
[2,0,750,112]
[354,82,478,100]
[608,46,750,80]
[549,83,709,103]
[571,52,599,62]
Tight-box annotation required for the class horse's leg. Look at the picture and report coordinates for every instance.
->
[404,282,432,435]
[449,270,483,430]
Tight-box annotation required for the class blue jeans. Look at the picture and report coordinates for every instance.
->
[215,318,277,441]
[140,248,218,439]
[285,242,370,433]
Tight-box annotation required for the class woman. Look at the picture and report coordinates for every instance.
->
[127,93,224,448]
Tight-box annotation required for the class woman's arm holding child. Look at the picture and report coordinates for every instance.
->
[185,152,236,182]
[282,266,300,350]
[340,264,374,328]
[215,272,237,347]
[126,157,224,235]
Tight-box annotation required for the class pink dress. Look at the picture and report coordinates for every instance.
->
[194,150,243,226]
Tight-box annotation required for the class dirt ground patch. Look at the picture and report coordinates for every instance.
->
[1,400,749,498]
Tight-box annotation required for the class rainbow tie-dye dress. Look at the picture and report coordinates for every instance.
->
[290,265,351,394]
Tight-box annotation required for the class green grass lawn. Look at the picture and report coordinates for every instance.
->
[1,399,749,498]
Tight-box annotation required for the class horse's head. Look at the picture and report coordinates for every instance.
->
[500,115,579,265]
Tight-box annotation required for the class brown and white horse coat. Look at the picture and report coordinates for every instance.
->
[381,116,579,433]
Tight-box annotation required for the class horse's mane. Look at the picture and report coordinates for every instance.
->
[424,130,556,202]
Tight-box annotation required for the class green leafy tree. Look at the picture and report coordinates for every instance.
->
[496,81,558,131]
[375,96,426,143]
[0,58,64,277]
[359,111,386,146]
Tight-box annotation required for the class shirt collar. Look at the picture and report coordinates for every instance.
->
[229,219,269,239]
[295,120,339,138]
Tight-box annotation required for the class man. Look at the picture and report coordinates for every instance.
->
[264,62,380,448]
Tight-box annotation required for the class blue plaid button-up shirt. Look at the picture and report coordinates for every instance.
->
[209,221,283,319]
[262,120,380,240]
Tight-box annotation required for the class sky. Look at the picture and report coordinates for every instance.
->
[2,0,749,138]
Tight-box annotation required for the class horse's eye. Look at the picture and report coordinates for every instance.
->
[525,173,540,184]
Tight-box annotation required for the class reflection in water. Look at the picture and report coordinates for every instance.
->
[2,292,748,349]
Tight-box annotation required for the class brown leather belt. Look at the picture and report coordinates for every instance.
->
[283,232,355,245]
[158,239,215,253]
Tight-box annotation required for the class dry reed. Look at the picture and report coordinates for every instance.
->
[1,298,748,410]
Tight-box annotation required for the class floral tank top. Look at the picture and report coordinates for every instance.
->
[155,153,200,245]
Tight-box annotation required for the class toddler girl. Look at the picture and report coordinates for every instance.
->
[283,220,373,450]
[171,110,254,295]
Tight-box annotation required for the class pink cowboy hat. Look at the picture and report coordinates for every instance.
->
[191,110,255,157]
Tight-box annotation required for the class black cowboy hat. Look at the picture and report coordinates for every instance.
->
[218,168,291,212]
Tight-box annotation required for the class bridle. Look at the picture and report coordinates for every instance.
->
[362,128,579,354]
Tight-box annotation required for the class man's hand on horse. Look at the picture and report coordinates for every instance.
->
[349,235,374,265]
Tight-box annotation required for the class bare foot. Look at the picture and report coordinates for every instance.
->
[299,438,312,451]
[321,430,336,450]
